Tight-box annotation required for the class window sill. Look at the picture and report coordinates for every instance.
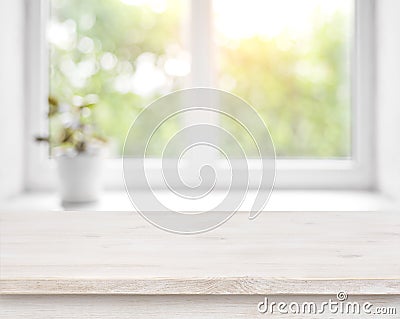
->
[0,189,397,212]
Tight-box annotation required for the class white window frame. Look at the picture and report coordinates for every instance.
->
[24,0,376,191]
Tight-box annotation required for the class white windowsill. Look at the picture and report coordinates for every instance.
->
[1,190,397,212]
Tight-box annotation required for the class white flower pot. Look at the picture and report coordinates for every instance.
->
[56,154,104,203]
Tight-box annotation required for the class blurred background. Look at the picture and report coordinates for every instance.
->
[0,0,399,211]
[49,0,351,157]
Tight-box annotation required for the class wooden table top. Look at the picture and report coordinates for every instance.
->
[1,210,399,295]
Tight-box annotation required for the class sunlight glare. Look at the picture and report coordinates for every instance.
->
[213,0,352,39]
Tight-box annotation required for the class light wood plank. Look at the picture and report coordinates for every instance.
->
[2,278,400,295]
[1,210,400,294]
[1,295,399,319]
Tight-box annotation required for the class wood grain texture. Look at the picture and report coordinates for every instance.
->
[1,295,399,319]
[1,210,400,295]
[2,278,400,295]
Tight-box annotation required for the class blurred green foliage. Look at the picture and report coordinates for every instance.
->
[50,0,352,158]
[44,95,108,155]
[218,11,352,158]
[50,0,185,155]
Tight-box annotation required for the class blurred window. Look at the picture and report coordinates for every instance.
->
[49,0,353,159]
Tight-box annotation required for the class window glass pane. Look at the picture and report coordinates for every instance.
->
[49,0,188,156]
[214,0,353,158]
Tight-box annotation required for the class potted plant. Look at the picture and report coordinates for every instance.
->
[36,95,107,203]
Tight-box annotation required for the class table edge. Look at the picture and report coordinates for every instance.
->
[1,278,400,295]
